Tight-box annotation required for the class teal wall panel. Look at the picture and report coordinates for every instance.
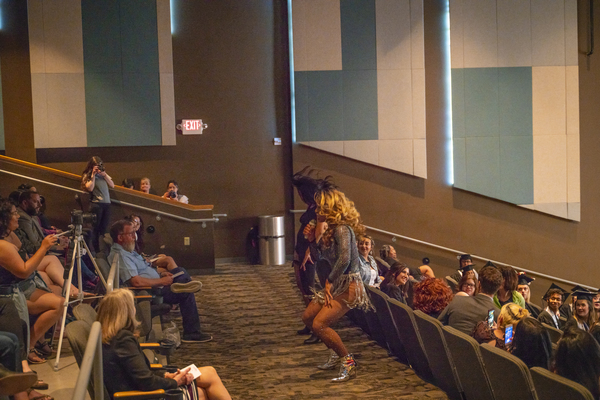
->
[464,68,499,138]
[451,69,466,138]
[466,137,500,199]
[498,67,532,137]
[120,0,159,73]
[121,73,161,146]
[343,70,378,140]
[341,0,377,71]
[82,0,121,73]
[307,71,344,141]
[294,72,309,142]
[499,136,533,204]
[84,73,124,147]
[453,138,467,188]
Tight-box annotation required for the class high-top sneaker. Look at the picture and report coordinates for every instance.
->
[317,349,340,370]
[331,354,357,382]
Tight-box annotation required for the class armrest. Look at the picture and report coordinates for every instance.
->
[113,389,165,399]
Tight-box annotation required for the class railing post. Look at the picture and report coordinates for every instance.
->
[71,321,104,400]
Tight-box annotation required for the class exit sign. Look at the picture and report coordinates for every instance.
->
[180,119,207,135]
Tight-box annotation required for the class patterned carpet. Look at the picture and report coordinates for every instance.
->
[167,263,448,400]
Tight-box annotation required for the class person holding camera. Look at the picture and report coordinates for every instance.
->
[162,180,189,204]
[81,156,114,253]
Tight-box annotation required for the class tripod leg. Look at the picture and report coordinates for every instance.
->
[53,239,78,371]
[81,239,108,290]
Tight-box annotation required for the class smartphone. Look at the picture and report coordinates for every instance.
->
[487,309,494,328]
[504,325,514,346]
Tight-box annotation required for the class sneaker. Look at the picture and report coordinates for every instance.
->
[317,349,340,370]
[181,332,213,343]
[170,281,202,293]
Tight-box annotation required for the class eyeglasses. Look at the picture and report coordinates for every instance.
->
[463,283,476,288]
[119,231,136,237]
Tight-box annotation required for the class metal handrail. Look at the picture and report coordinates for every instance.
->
[289,209,596,290]
[0,168,226,224]
[71,321,103,400]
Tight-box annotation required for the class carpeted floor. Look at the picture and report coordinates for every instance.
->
[168,263,448,400]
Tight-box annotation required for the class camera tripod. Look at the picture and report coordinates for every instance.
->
[52,223,108,371]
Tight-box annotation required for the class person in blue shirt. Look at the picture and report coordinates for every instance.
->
[107,220,211,343]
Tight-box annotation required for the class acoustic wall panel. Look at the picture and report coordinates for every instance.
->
[450,0,580,220]
[27,0,176,148]
[292,0,427,178]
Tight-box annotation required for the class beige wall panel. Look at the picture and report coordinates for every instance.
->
[28,0,46,74]
[343,140,379,165]
[410,0,424,70]
[305,0,342,71]
[413,138,427,178]
[157,0,174,73]
[462,0,497,68]
[376,0,411,70]
[534,202,568,219]
[160,73,176,146]
[532,66,566,136]
[533,134,567,204]
[378,139,413,174]
[41,0,84,73]
[567,133,580,203]
[377,69,413,140]
[449,0,464,69]
[566,65,580,136]
[306,141,344,156]
[412,68,426,139]
[496,0,531,67]
[45,74,87,148]
[30,73,49,148]
[567,202,580,222]
[531,0,565,66]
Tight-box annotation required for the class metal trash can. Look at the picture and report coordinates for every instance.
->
[258,215,285,265]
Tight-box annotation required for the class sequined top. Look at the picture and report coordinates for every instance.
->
[311,224,361,284]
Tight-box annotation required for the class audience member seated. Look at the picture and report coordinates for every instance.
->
[412,278,453,318]
[98,289,231,400]
[378,245,433,281]
[448,254,478,284]
[472,303,529,350]
[438,266,502,336]
[564,289,597,332]
[493,265,526,309]
[380,262,412,306]
[553,326,600,399]
[107,220,211,343]
[510,318,552,369]
[140,177,152,195]
[121,179,135,189]
[0,200,63,366]
[357,235,381,288]
[560,285,585,320]
[517,273,542,318]
[455,271,477,297]
[162,180,189,204]
[537,284,567,330]
[124,214,181,274]
[15,191,65,254]
[594,291,600,316]
[37,195,60,237]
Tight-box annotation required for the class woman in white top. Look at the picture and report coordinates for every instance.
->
[162,180,189,204]
[357,235,381,288]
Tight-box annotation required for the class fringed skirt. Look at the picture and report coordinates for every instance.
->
[312,273,374,312]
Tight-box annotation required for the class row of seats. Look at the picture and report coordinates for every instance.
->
[363,286,594,400]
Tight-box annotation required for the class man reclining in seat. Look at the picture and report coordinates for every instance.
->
[107,220,212,343]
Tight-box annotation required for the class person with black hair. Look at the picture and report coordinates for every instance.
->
[511,318,552,369]
[380,262,412,306]
[81,156,114,253]
[162,180,189,204]
[449,254,479,284]
[554,326,600,399]
[537,283,568,330]
[493,265,526,308]
[292,167,331,344]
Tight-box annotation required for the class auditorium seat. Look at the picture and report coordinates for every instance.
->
[413,310,463,400]
[367,287,405,359]
[540,322,563,344]
[530,366,593,400]
[387,298,433,382]
[364,309,388,349]
[479,343,538,400]
[442,325,494,400]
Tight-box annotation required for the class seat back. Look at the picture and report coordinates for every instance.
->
[66,320,104,399]
[442,325,494,400]
[413,310,463,400]
[540,322,563,344]
[530,366,594,400]
[445,276,458,293]
[479,343,538,400]
[72,303,97,326]
[367,287,407,361]
[387,298,434,383]
[95,257,112,284]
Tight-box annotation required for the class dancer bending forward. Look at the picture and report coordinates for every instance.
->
[302,188,372,382]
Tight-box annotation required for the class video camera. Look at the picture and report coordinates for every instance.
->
[168,191,177,199]
[71,209,96,225]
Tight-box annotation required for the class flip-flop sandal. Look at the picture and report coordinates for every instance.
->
[27,389,53,400]
[34,341,52,358]
[27,350,46,365]
[30,379,49,390]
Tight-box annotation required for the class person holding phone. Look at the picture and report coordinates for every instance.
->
[472,303,529,350]
[99,289,231,400]
[81,156,114,253]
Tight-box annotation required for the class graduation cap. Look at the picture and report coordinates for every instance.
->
[572,289,596,303]
[543,283,569,302]
[571,285,587,293]
[517,273,534,286]
[483,260,497,269]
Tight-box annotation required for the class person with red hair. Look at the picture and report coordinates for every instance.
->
[413,278,453,318]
